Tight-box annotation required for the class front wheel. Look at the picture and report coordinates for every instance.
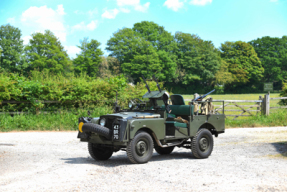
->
[88,142,113,161]
[191,129,214,159]
[127,131,154,164]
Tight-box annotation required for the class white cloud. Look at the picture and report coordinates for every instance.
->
[72,20,98,31]
[21,5,67,42]
[87,20,98,30]
[116,0,150,12]
[163,0,184,11]
[57,4,65,15]
[101,8,119,19]
[22,35,32,45]
[7,17,15,24]
[65,45,81,59]
[270,0,278,2]
[190,0,212,6]
[134,2,150,12]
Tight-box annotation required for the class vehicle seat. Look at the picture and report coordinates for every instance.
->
[170,94,185,105]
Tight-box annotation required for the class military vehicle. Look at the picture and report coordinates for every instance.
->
[77,76,225,164]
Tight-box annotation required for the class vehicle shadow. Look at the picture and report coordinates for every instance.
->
[61,151,197,167]
[271,141,287,157]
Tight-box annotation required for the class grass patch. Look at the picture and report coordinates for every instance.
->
[226,109,287,128]
[0,107,113,132]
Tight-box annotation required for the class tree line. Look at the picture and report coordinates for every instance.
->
[0,21,286,94]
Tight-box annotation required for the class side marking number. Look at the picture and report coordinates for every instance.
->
[114,125,119,140]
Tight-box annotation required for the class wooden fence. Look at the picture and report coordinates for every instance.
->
[184,93,287,119]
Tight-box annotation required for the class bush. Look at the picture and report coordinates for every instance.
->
[0,71,165,112]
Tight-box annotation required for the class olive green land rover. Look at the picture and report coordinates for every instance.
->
[77,79,225,164]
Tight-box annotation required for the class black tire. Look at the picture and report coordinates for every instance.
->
[82,123,112,139]
[191,129,214,159]
[127,131,154,164]
[88,142,113,160]
[155,146,175,155]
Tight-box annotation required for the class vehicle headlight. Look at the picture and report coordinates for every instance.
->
[128,101,133,108]
[99,118,106,126]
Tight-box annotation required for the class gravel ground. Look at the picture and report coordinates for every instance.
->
[0,127,287,192]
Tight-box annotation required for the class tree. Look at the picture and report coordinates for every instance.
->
[73,38,104,77]
[215,59,233,85]
[132,21,176,52]
[106,28,143,65]
[0,24,25,72]
[106,21,177,82]
[25,30,71,74]
[107,56,120,76]
[174,32,221,89]
[249,36,287,84]
[220,41,264,92]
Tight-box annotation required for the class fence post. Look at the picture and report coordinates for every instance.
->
[258,96,262,115]
[263,93,270,115]
[194,93,199,100]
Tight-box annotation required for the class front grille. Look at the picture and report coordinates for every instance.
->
[101,117,124,141]
[105,118,114,129]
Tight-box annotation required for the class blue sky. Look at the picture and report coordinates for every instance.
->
[0,0,286,58]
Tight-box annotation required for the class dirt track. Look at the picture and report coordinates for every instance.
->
[0,127,287,192]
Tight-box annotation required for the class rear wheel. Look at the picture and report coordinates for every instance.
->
[191,129,213,159]
[88,142,113,160]
[155,146,174,155]
[127,131,154,164]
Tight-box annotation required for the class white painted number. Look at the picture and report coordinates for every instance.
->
[114,125,119,140]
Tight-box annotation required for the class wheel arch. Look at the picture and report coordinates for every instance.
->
[199,123,218,136]
[130,127,158,147]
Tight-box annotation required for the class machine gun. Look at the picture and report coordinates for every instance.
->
[192,89,215,115]
[114,91,120,113]
[142,75,151,93]
[152,75,162,92]
[193,89,215,102]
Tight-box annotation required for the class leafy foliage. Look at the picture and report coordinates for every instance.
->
[0,24,25,72]
[0,71,163,112]
[106,21,177,82]
[220,41,264,83]
[249,36,287,89]
[24,30,71,74]
[73,38,104,77]
[174,32,221,85]
[220,41,264,92]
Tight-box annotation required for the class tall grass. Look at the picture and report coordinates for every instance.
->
[226,109,287,128]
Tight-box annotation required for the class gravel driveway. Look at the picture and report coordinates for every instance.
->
[1,127,287,192]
